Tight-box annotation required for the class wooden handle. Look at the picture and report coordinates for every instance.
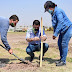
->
[40,17,43,67]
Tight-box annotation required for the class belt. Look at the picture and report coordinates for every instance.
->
[31,44,39,45]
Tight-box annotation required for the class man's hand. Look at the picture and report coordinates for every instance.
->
[40,35,47,41]
[34,37,40,41]
[26,37,40,42]
[8,49,13,54]
[52,35,56,39]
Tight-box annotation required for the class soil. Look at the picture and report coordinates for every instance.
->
[0,32,39,71]
[0,32,72,71]
[1,61,39,71]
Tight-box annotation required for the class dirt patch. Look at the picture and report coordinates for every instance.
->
[1,61,39,71]
[0,32,72,72]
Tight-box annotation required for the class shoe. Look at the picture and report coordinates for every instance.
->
[30,54,34,62]
[39,55,44,61]
[56,61,66,66]
[55,60,61,64]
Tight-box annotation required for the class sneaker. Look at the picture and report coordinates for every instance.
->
[55,60,61,64]
[56,61,66,66]
[30,54,34,62]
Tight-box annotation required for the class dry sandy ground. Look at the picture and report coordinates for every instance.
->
[0,32,72,72]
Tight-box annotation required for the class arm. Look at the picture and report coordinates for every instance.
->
[53,11,64,37]
[26,37,40,42]
[26,38,34,42]
[1,28,13,54]
[26,29,40,42]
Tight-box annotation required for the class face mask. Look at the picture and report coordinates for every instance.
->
[33,28,39,31]
[11,23,15,27]
[35,29,39,31]
[33,28,39,35]
[48,9,53,14]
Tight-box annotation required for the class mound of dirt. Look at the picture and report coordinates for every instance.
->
[1,61,39,71]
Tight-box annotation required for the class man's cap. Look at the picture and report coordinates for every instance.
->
[44,1,53,12]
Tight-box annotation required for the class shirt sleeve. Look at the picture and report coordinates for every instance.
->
[53,11,64,37]
[40,29,47,37]
[1,27,11,51]
[43,29,46,36]
[26,29,31,39]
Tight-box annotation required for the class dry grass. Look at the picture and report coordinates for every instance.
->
[0,31,72,72]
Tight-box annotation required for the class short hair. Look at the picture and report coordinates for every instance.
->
[9,15,19,21]
[33,20,40,25]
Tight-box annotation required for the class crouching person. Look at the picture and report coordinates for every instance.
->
[26,20,49,62]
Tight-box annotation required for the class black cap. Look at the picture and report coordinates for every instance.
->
[44,1,54,12]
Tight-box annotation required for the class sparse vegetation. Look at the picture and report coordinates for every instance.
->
[0,32,72,72]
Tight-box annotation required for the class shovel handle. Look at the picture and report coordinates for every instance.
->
[12,53,20,59]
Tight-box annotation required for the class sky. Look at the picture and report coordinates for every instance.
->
[0,0,72,27]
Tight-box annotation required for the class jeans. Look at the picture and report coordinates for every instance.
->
[26,43,49,57]
[58,25,72,63]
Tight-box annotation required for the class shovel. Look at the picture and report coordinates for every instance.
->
[0,44,27,63]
